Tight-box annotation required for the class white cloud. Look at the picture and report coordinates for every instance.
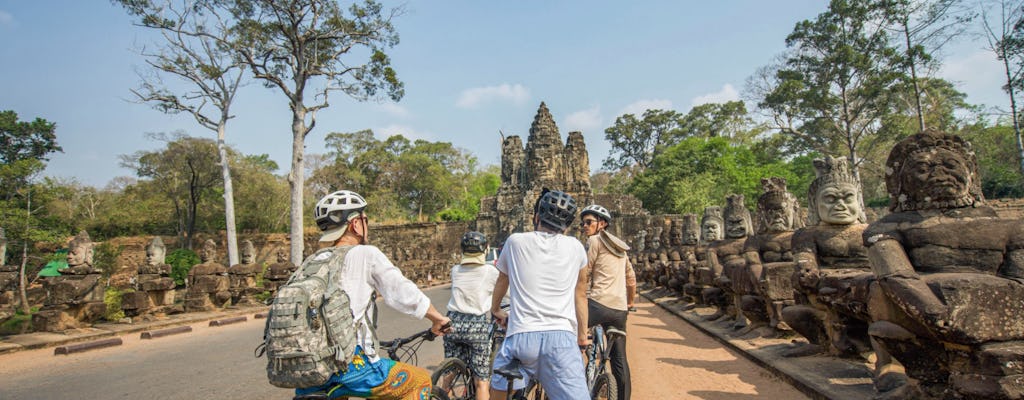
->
[455,83,531,109]
[375,124,432,141]
[0,10,13,28]
[617,99,674,117]
[690,84,740,107]
[939,49,1005,108]
[562,106,603,134]
[377,102,410,118]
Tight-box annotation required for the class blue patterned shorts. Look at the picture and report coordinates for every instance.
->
[443,311,493,379]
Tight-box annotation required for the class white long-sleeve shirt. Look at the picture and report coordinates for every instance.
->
[315,245,430,361]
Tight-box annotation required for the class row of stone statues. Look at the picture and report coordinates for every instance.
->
[636,130,1024,400]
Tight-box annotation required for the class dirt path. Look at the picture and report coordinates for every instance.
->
[628,298,809,400]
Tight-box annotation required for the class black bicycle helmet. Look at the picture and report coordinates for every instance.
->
[534,188,577,231]
[460,231,488,254]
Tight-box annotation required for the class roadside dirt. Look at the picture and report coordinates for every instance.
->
[627,298,809,399]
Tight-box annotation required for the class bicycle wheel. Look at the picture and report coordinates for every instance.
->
[431,358,474,400]
[590,372,617,400]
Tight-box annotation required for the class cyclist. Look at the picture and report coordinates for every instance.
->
[490,189,591,400]
[295,190,451,400]
[444,231,500,400]
[580,204,635,400]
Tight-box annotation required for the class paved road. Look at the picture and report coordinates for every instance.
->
[0,286,451,400]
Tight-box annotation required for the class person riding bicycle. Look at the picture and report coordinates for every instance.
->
[489,189,591,400]
[579,204,636,400]
[295,190,452,400]
[444,231,500,400]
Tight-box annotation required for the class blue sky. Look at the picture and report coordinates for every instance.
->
[0,1,1009,188]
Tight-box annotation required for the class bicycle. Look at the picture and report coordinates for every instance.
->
[293,324,449,400]
[585,325,622,400]
[431,308,508,400]
[493,358,547,400]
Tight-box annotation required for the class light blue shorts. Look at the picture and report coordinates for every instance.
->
[490,330,590,400]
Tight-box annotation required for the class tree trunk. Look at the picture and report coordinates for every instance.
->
[18,244,30,315]
[0,227,6,266]
[903,20,926,132]
[1001,47,1024,177]
[289,112,307,265]
[218,123,239,266]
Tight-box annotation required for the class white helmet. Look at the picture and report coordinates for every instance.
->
[580,204,611,223]
[315,190,367,242]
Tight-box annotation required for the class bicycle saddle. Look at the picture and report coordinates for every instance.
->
[606,327,627,337]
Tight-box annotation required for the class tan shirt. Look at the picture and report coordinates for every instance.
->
[586,232,636,311]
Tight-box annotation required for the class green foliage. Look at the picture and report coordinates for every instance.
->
[603,109,685,171]
[93,242,123,281]
[0,110,62,166]
[314,131,497,223]
[103,287,126,322]
[628,137,814,214]
[0,307,38,335]
[167,248,200,286]
[962,124,1024,198]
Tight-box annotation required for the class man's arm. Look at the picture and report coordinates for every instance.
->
[491,272,510,326]
[625,258,637,309]
[575,265,590,347]
[424,304,451,336]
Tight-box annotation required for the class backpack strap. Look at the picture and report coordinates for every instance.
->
[361,293,381,358]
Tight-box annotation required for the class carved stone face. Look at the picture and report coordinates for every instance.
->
[899,148,972,206]
[241,249,255,265]
[702,221,722,242]
[682,228,699,246]
[761,204,795,233]
[670,227,683,246]
[145,245,165,266]
[276,249,288,263]
[816,182,861,225]
[726,215,748,239]
[200,244,216,263]
[67,242,91,267]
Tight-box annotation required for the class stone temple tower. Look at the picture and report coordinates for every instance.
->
[476,102,594,245]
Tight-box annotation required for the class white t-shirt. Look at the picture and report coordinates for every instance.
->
[315,245,430,361]
[496,231,588,337]
[447,262,500,315]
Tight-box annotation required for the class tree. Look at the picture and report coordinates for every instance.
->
[983,0,1024,177]
[883,0,976,131]
[227,0,405,264]
[759,0,905,184]
[120,133,222,249]
[603,109,685,171]
[677,101,764,145]
[117,0,246,266]
[0,111,62,200]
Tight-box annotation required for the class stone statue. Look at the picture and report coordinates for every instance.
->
[703,195,753,323]
[863,130,1024,399]
[185,239,230,312]
[122,237,177,318]
[737,177,803,337]
[264,247,296,293]
[228,240,263,306]
[686,206,723,306]
[667,214,699,295]
[33,231,107,331]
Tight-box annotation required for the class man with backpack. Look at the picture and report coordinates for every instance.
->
[443,231,500,400]
[489,189,591,400]
[287,190,451,400]
[579,204,636,400]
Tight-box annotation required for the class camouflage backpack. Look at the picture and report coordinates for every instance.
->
[257,245,370,389]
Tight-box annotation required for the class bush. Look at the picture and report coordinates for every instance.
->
[93,242,123,281]
[104,287,126,321]
[0,307,38,335]
[167,248,200,287]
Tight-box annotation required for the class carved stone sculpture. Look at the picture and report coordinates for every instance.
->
[667,214,699,295]
[864,130,1024,399]
[737,177,803,336]
[703,195,753,322]
[185,239,230,312]
[686,206,723,305]
[229,240,263,306]
[122,237,177,318]
[780,157,874,350]
[33,231,107,331]
[264,248,296,293]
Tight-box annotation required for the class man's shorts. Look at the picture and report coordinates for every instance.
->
[490,330,589,400]
[294,346,433,400]
[443,311,493,379]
